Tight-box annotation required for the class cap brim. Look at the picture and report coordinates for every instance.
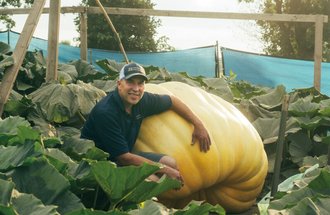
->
[124,73,148,80]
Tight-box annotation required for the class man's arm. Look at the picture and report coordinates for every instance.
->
[169,95,211,152]
[116,152,183,183]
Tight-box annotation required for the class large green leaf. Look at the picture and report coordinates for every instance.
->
[174,200,225,215]
[29,82,105,124]
[0,143,41,171]
[268,168,330,214]
[308,169,330,195]
[286,197,330,215]
[250,85,286,110]
[0,178,14,205]
[44,148,79,177]
[202,78,234,102]
[12,193,59,215]
[58,64,79,84]
[91,162,181,209]
[318,99,330,117]
[0,116,31,134]
[91,80,117,93]
[293,116,323,131]
[60,136,108,161]
[67,208,128,215]
[252,117,301,144]
[4,95,35,117]
[0,205,16,215]
[124,175,182,204]
[287,132,313,164]
[70,59,110,82]
[0,54,14,72]
[68,80,106,116]
[0,42,10,54]
[238,99,281,122]
[9,157,84,214]
[95,59,125,77]
[29,82,78,123]
[289,96,320,117]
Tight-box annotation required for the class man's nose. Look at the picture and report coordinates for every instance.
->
[132,83,140,91]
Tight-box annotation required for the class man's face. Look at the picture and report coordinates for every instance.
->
[117,76,145,107]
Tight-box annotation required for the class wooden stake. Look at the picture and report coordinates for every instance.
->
[80,11,88,61]
[271,94,290,197]
[0,0,46,117]
[95,0,129,63]
[46,0,61,82]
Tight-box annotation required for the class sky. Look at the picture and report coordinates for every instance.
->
[0,0,264,53]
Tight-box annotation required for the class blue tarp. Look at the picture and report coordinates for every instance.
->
[0,30,216,77]
[2,30,330,95]
[222,48,330,96]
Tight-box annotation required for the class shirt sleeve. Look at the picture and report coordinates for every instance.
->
[92,110,129,160]
[142,92,172,117]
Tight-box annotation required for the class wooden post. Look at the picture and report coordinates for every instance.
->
[0,0,46,117]
[46,0,61,82]
[313,15,324,92]
[95,0,129,63]
[80,11,88,61]
[271,95,290,197]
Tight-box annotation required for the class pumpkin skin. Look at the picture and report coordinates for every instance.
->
[134,81,268,213]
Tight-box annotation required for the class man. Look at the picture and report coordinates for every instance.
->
[81,62,211,185]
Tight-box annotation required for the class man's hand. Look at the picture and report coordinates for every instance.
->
[161,165,184,188]
[192,123,211,152]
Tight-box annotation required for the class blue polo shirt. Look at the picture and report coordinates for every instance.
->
[81,88,172,161]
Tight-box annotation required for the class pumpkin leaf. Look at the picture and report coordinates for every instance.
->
[91,162,181,209]
[293,116,323,131]
[0,178,15,205]
[318,99,330,117]
[250,85,286,110]
[268,168,330,214]
[287,132,313,164]
[29,82,105,124]
[0,41,11,54]
[9,157,84,214]
[12,193,59,215]
[202,78,234,102]
[289,96,320,117]
[252,117,301,144]
[0,116,31,135]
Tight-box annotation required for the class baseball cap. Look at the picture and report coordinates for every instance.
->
[119,63,148,80]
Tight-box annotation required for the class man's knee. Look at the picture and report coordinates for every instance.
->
[159,155,178,169]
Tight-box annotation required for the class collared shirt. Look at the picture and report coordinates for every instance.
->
[81,88,172,161]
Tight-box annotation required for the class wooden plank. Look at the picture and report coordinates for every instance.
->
[313,15,324,92]
[80,12,88,61]
[0,0,46,116]
[46,0,61,82]
[0,7,328,23]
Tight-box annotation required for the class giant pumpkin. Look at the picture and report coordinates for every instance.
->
[134,81,268,213]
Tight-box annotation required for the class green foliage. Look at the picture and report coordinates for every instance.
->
[0,116,223,214]
[0,0,34,29]
[76,0,174,52]
[248,0,330,61]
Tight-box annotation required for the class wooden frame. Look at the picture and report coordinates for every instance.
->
[0,6,328,116]
[0,6,327,90]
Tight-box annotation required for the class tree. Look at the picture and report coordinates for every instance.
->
[0,0,33,29]
[76,0,174,52]
[240,0,330,61]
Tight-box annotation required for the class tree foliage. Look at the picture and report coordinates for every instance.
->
[0,0,34,29]
[76,0,174,52]
[240,0,330,61]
